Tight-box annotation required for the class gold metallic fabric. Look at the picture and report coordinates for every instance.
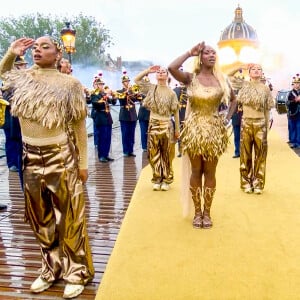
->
[240,118,267,190]
[23,140,94,284]
[237,80,273,191]
[237,81,274,113]
[169,136,176,180]
[182,77,228,161]
[148,118,174,184]
[0,52,88,169]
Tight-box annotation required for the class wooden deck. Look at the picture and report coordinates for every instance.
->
[0,126,149,299]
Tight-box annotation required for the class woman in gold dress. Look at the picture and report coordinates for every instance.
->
[168,42,237,229]
[0,37,94,298]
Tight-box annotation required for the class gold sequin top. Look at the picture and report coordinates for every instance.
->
[181,76,229,160]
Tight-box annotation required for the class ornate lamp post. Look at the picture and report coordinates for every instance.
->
[60,22,76,64]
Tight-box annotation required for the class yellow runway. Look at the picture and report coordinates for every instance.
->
[96,129,300,300]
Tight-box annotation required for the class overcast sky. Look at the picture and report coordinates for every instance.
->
[0,0,298,88]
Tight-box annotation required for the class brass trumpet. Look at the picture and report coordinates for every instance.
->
[112,91,127,99]
[130,84,140,94]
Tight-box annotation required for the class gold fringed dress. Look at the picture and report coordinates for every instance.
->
[181,76,228,160]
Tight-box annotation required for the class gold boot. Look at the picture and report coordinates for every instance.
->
[190,186,202,229]
[202,186,216,229]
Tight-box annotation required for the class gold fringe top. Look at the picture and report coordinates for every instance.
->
[143,84,178,117]
[2,67,86,128]
[136,79,180,132]
[0,49,88,169]
[237,81,274,112]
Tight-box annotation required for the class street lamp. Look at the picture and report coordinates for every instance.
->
[60,22,76,64]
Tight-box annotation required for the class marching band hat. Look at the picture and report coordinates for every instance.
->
[121,71,130,83]
[94,77,105,84]
[94,72,105,85]
[14,56,28,65]
[292,74,300,84]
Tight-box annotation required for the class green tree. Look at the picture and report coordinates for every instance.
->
[0,13,113,66]
[70,13,113,65]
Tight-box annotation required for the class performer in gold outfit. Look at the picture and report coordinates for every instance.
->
[236,64,274,194]
[168,42,237,229]
[135,66,179,191]
[0,37,94,298]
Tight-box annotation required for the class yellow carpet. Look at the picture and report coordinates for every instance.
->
[96,129,300,300]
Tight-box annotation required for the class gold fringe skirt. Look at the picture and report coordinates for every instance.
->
[181,112,228,160]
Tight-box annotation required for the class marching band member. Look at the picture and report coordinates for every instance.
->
[1,55,26,183]
[90,74,117,162]
[137,75,150,152]
[286,75,300,149]
[173,81,188,157]
[229,69,244,159]
[87,76,101,147]
[135,66,179,192]
[116,71,141,157]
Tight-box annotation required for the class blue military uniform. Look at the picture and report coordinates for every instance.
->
[287,87,300,148]
[90,78,117,162]
[231,108,242,157]
[173,84,188,156]
[137,98,150,152]
[117,73,141,157]
[1,87,23,176]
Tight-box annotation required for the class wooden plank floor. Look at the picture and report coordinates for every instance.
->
[0,126,149,299]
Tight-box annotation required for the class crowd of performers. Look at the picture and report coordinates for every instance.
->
[4,34,299,299]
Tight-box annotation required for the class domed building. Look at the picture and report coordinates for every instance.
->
[218,5,259,73]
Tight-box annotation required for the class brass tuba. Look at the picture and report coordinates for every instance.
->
[130,84,140,94]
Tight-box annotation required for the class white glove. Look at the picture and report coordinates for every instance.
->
[223,118,232,129]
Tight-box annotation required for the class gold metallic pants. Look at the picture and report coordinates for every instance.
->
[148,118,173,184]
[240,118,268,190]
[169,141,175,180]
[23,140,94,284]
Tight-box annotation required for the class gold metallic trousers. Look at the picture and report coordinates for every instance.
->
[240,118,268,190]
[148,118,173,184]
[23,140,94,284]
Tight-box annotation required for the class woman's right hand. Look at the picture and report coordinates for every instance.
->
[189,42,205,56]
[148,65,160,74]
[10,37,35,56]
